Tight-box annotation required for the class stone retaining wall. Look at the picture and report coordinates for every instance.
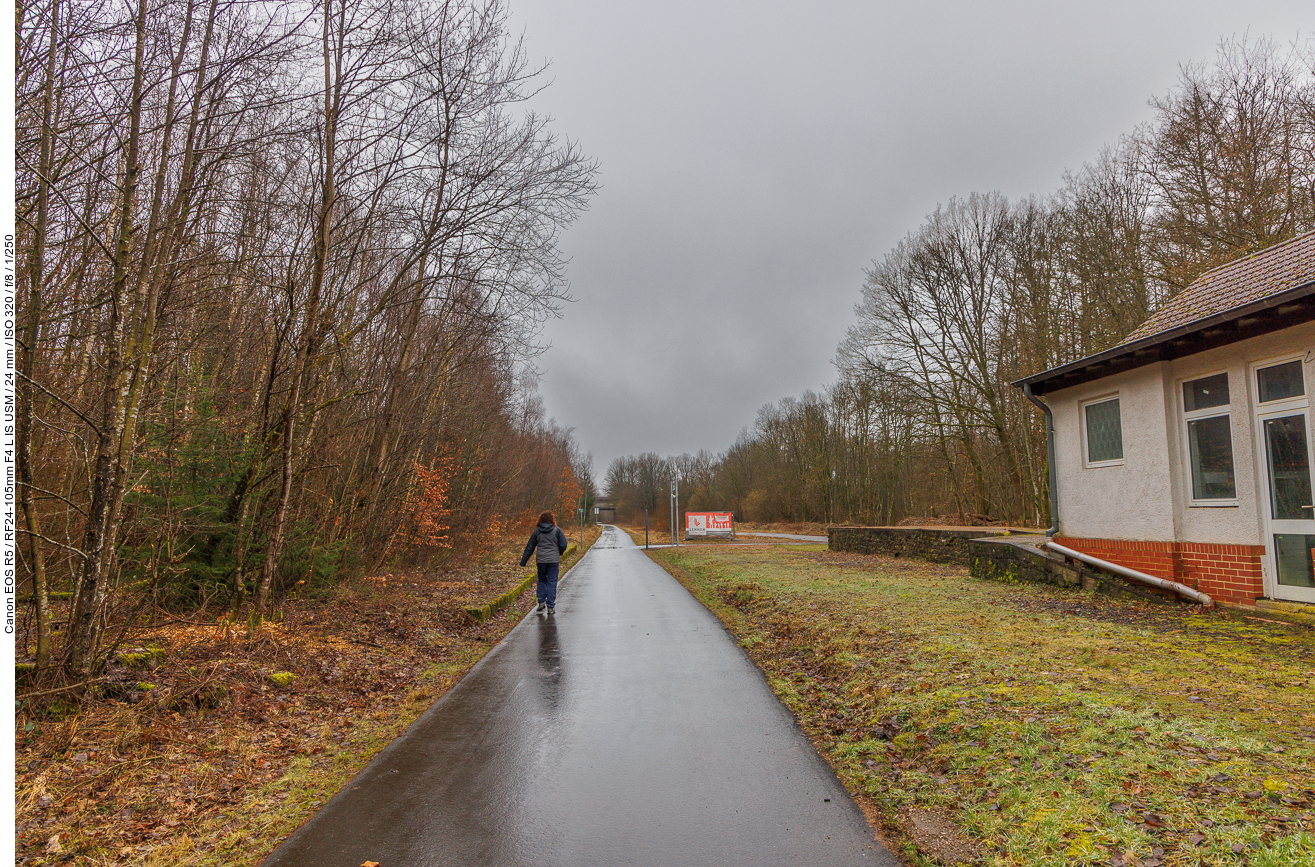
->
[827,526,1007,566]
[966,538,1177,606]
[827,526,1179,606]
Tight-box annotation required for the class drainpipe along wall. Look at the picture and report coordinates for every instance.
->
[1044,540,1215,609]
[1023,382,1058,537]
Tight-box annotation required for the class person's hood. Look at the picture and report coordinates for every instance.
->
[538,522,555,531]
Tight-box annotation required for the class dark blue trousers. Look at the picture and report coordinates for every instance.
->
[536,562,560,607]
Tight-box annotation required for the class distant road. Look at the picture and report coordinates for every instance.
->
[260,524,894,866]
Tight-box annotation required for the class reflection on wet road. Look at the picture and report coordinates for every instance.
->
[260,525,897,866]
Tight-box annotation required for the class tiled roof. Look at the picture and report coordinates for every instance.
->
[1120,232,1315,344]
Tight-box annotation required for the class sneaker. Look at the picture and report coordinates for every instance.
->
[536,602,546,612]
[547,606,555,615]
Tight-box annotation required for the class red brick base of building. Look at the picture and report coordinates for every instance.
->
[1053,537,1265,606]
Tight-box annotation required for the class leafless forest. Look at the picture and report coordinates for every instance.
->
[15,0,598,680]
[606,38,1315,530]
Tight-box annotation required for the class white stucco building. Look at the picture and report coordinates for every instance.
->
[1017,232,1315,608]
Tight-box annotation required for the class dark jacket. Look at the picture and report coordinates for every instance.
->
[521,522,569,566]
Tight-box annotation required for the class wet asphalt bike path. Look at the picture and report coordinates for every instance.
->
[261,525,897,866]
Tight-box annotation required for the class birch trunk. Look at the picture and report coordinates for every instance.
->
[255,0,339,614]
[66,0,146,678]
[18,0,60,670]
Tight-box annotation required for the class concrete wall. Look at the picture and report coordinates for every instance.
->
[1047,319,1315,549]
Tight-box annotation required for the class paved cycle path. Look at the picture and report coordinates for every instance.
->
[260,525,896,866]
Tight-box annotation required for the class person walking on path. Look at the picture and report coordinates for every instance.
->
[521,511,569,614]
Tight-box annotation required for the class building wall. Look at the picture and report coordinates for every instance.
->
[1046,318,1315,603]
[1159,326,1314,547]
[1054,536,1265,606]
[1178,542,1266,606]
[1049,363,1177,542]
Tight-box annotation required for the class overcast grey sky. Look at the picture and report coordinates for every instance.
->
[503,0,1311,484]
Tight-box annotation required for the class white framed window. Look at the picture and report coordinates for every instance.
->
[1256,358,1306,405]
[1181,371,1236,505]
[1082,395,1124,467]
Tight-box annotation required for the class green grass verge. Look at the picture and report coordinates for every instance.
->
[650,544,1315,867]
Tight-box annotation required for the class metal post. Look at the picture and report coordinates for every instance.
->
[644,509,649,549]
[830,468,835,524]
[669,475,676,545]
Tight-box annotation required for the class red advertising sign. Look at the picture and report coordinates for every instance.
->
[685,512,734,537]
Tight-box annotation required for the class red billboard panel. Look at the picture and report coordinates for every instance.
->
[686,512,734,537]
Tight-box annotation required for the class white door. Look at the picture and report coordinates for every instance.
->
[1255,359,1315,603]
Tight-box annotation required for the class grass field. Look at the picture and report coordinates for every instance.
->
[649,543,1315,867]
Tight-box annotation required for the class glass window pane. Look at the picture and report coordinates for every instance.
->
[1264,415,1313,520]
[1257,360,1304,403]
[1085,399,1123,463]
[1183,373,1230,411]
[1273,534,1315,588]
[1188,415,1235,499]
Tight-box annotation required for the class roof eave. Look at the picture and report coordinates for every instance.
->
[1012,281,1315,396]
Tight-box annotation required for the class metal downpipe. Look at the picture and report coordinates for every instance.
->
[1044,541,1215,609]
[1023,382,1058,537]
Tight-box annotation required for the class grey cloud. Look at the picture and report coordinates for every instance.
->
[511,0,1312,478]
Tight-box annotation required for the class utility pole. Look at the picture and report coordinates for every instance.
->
[669,462,680,546]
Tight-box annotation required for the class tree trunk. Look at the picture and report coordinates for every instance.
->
[255,0,339,614]
[66,0,147,678]
[18,0,60,669]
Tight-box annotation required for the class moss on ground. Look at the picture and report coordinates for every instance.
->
[116,647,166,670]
[651,544,1315,867]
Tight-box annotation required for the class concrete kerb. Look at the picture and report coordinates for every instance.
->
[464,542,580,624]
[1247,599,1315,629]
